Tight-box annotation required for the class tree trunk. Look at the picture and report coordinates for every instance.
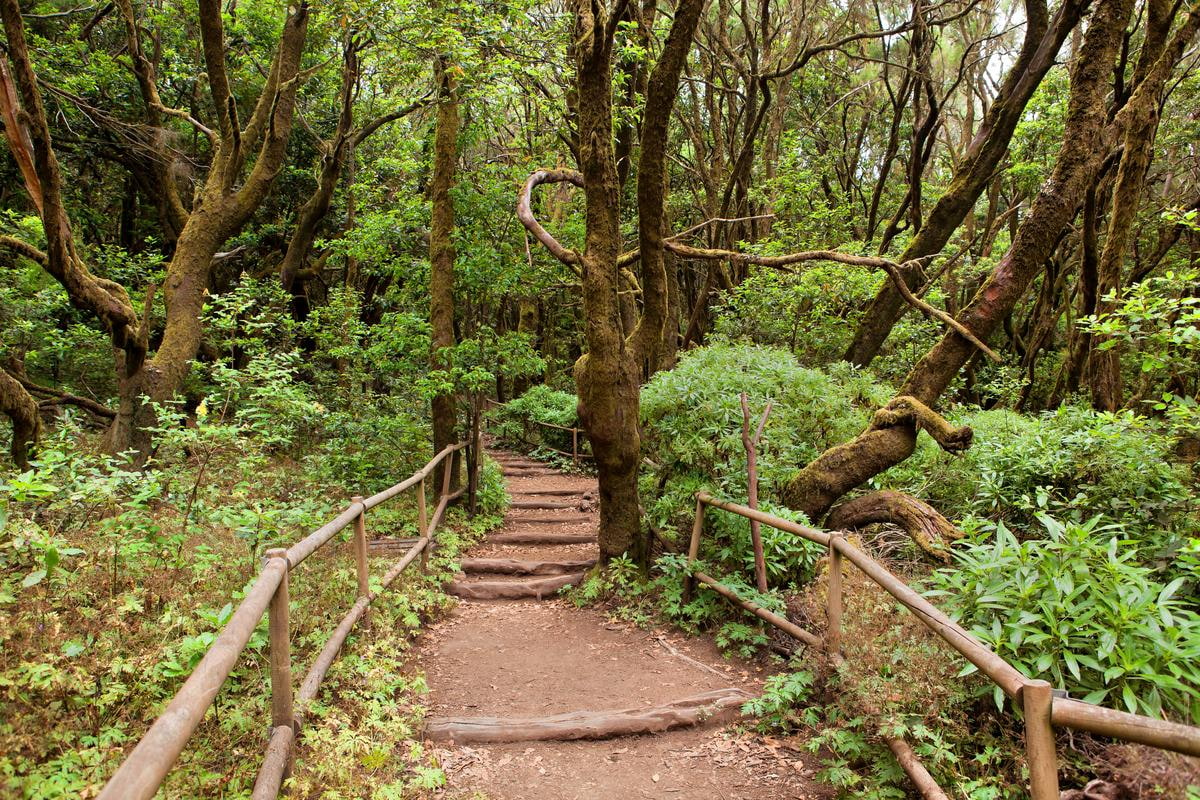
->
[112,0,310,458]
[785,0,1136,519]
[1088,0,1198,410]
[0,366,40,469]
[429,56,461,492]
[842,0,1085,367]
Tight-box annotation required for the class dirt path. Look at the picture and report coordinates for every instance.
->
[418,450,828,800]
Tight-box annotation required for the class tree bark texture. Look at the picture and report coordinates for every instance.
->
[429,57,461,492]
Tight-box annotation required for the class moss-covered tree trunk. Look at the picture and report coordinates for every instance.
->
[570,2,643,559]
[0,365,40,469]
[1088,0,1199,410]
[785,0,1137,519]
[111,0,311,459]
[429,56,461,491]
[842,0,1087,367]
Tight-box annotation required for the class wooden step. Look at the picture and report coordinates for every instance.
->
[504,514,593,524]
[490,532,597,545]
[511,488,583,497]
[459,557,596,575]
[511,499,581,510]
[445,572,585,600]
[424,688,752,743]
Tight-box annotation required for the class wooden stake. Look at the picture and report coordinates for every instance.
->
[417,478,429,571]
[265,548,294,777]
[740,392,772,593]
[826,534,843,655]
[683,497,705,602]
[351,497,370,625]
[1023,680,1058,799]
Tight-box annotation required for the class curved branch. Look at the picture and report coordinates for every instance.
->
[516,169,584,267]
[0,235,48,265]
[663,242,1002,362]
[869,396,973,453]
[516,165,999,362]
[827,490,964,561]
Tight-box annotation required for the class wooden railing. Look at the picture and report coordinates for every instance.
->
[483,396,591,465]
[685,492,1200,800]
[97,441,476,800]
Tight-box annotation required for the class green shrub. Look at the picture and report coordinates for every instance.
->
[881,404,1195,555]
[929,514,1200,722]
[639,345,870,582]
[710,265,879,367]
[485,385,578,452]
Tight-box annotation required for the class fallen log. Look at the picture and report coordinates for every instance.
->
[489,532,597,544]
[459,558,597,575]
[424,688,752,743]
[445,572,585,600]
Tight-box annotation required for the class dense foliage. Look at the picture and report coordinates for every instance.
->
[2,0,1199,793]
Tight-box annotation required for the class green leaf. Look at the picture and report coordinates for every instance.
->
[22,569,47,588]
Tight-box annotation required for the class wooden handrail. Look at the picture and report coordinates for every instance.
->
[482,397,593,463]
[688,492,1200,798]
[97,442,475,800]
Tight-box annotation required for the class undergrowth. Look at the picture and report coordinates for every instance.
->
[0,420,505,797]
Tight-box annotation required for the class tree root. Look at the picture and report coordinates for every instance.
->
[827,490,964,561]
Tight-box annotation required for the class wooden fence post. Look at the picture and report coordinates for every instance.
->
[351,496,370,625]
[826,535,843,656]
[572,428,579,468]
[265,548,294,777]
[417,477,429,571]
[1023,680,1059,799]
[683,497,705,602]
[441,451,454,500]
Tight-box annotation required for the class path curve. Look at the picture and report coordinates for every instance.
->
[418,449,827,799]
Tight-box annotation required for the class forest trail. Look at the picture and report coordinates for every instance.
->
[417,450,829,799]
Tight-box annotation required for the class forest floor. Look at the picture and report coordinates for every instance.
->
[415,450,830,800]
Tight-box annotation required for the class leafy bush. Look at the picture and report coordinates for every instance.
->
[486,384,578,452]
[710,265,879,367]
[641,344,873,501]
[881,404,1196,556]
[640,344,870,586]
[929,515,1200,721]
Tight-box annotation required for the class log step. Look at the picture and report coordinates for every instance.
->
[511,488,584,497]
[424,688,752,744]
[490,532,597,545]
[511,500,581,510]
[446,572,586,600]
[460,558,597,575]
[503,514,594,524]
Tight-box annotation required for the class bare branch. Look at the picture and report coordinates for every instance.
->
[516,169,584,267]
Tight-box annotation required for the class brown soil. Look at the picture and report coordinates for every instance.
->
[418,449,828,799]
